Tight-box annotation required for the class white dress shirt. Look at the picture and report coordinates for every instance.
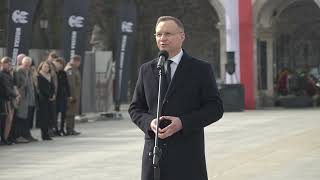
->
[165,49,183,79]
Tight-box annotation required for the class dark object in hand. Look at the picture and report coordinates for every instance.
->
[159,119,171,129]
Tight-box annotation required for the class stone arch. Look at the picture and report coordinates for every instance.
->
[208,0,226,80]
[254,0,320,106]
[208,0,225,26]
[254,0,320,30]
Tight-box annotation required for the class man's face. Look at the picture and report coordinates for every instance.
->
[155,20,185,57]
[1,62,11,72]
[53,61,63,71]
[73,60,81,68]
[21,60,31,70]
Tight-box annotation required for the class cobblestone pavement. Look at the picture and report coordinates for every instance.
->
[0,108,319,180]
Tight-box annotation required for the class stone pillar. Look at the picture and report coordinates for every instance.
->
[265,36,274,97]
[208,0,226,82]
[255,28,275,107]
[259,30,274,95]
[217,23,227,82]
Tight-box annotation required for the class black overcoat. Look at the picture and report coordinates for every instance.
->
[56,70,70,113]
[0,71,16,114]
[36,74,55,128]
[128,51,224,180]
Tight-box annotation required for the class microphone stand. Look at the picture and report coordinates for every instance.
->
[151,64,165,180]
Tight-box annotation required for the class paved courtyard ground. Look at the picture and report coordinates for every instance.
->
[0,108,319,180]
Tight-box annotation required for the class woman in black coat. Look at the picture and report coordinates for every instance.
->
[53,58,70,136]
[36,61,55,140]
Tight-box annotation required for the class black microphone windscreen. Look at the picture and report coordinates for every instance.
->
[158,50,169,60]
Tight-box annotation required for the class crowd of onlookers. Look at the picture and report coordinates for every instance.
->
[0,51,82,145]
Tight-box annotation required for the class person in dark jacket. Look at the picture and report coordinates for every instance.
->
[36,61,55,140]
[46,51,59,136]
[0,59,8,140]
[13,56,34,143]
[0,57,20,145]
[53,58,71,136]
[0,73,5,142]
[0,68,6,126]
[128,16,224,180]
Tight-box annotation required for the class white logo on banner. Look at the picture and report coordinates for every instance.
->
[70,31,77,58]
[68,15,84,28]
[121,21,133,33]
[12,10,29,24]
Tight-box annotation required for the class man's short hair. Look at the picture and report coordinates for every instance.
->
[48,51,59,59]
[0,56,12,64]
[156,16,184,32]
[54,57,66,66]
[16,54,26,66]
[22,56,32,64]
[71,55,81,61]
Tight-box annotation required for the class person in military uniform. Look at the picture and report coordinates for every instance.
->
[64,55,81,135]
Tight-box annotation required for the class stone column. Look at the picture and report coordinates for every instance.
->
[255,28,275,106]
[208,0,226,82]
[217,22,227,82]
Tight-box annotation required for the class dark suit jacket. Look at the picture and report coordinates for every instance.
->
[129,51,224,180]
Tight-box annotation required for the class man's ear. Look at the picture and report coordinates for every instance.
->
[181,32,186,42]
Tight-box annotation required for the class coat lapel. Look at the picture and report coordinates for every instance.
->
[151,59,159,82]
[163,52,191,102]
[151,59,167,102]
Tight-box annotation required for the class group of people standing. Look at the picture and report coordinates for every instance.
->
[0,51,82,145]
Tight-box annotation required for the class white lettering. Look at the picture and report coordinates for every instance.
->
[120,35,128,68]
[70,31,77,59]
[71,31,77,49]
[14,28,21,47]
[70,50,75,59]
[121,35,127,51]
[12,48,19,65]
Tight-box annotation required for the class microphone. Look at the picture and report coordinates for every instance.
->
[157,50,169,69]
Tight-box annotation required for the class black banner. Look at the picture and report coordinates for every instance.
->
[62,0,89,62]
[7,0,38,66]
[114,0,137,109]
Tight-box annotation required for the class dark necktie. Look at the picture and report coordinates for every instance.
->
[165,60,173,86]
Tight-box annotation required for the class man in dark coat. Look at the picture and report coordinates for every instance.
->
[128,16,224,180]
[0,57,19,145]
[0,62,8,142]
